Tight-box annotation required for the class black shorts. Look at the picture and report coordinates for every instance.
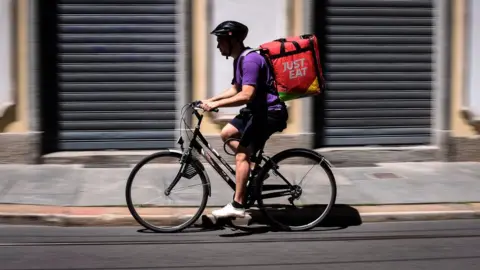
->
[229,107,288,152]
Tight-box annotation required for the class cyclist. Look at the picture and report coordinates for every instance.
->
[199,20,288,218]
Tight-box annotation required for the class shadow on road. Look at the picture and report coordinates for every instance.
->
[210,204,363,237]
[135,204,362,236]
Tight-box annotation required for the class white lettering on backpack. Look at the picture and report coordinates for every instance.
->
[282,58,307,79]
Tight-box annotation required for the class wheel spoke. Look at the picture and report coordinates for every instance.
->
[297,163,318,187]
[166,182,210,194]
[138,196,164,206]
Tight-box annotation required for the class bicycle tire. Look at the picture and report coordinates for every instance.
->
[255,148,337,231]
[125,150,210,233]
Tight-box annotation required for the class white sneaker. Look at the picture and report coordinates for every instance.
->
[212,203,245,218]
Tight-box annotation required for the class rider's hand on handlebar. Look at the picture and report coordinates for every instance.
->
[199,101,219,112]
[200,99,210,105]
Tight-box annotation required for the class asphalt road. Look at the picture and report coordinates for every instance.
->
[1,219,479,270]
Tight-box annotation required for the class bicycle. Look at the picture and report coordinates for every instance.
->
[125,101,337,233]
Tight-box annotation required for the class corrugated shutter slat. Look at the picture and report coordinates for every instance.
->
[57,0,178,150]
[322,0,434,146]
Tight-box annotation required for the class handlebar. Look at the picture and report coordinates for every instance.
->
[190,100,219,113]
[179,101,219,134]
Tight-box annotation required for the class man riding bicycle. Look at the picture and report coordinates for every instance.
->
[199,20,289,219]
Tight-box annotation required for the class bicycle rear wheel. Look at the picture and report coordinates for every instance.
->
[255,148,337,231]
[125,150,209,233]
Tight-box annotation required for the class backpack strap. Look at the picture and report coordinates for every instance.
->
[238,48,256,78]
[237,48,281,107]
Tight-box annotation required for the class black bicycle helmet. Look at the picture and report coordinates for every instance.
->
[211,20,249,41]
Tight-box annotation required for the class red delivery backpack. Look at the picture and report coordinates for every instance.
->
[240,34,326,102]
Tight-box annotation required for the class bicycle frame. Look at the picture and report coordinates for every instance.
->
[180,108,265,191]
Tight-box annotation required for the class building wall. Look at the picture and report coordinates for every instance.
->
[0,0,38,164]
[449,0,480,161]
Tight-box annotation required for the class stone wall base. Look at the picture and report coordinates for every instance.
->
[448,137,480,162]
[0,132,41,164]
[22,134,480,166]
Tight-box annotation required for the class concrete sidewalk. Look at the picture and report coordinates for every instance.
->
[0,161,479,227]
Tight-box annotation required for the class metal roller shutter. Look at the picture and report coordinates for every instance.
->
[322,0,434,146]
[57,0,179,150]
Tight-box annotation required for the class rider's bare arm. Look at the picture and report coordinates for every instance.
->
[205,85,239,103]
[213,58,261,108]
[215,85,255,108]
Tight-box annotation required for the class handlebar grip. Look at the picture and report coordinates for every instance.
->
[192,101,219,113]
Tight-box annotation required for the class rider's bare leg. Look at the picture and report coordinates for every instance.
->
[221,124,254,170]
[212,129,250,218]
[220,123,240,151]
[233,145,252,205]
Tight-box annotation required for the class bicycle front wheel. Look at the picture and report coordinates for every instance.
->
[255,148,337,231]
[125,150,210,233]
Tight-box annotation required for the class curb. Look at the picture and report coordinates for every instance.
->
[0,203,479,228]
[359,210,480,222]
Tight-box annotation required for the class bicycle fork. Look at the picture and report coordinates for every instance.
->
[164,149,192,196]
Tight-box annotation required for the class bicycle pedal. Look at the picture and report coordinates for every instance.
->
[288,197,295,206]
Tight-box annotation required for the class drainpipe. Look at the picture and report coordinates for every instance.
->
[434,0,452,160]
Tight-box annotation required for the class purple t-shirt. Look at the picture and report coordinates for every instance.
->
[232,49,283,112]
